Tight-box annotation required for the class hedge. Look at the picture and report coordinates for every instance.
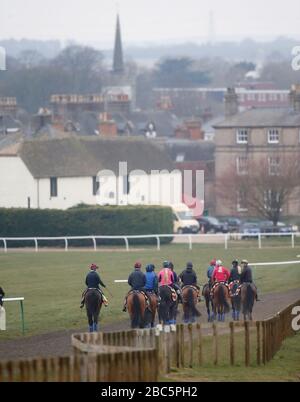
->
[0,206,173,247]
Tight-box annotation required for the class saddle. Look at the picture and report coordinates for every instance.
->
[229,280,240,297]
[127,290,151,308]
[210,281,230,298]
[158,286,178,302]
[182,285,201,301]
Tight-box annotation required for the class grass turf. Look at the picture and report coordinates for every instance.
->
[0,244,300,338]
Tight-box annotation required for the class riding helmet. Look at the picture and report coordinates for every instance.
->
[134,261,142,269]
[90,263,99,270]
[168,262,174,269]
[232,259,239,265]
[216,260,222,266]
[187,262,193,269]
[163,261,170,268]
[146,264,155,272]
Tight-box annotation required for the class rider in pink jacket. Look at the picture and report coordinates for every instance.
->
[158,261,174,286]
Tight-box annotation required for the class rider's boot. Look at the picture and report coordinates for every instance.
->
[89,325,93,333]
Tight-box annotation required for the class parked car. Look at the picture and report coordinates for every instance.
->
[259,220,298,235]
[197,216,229,233]
[219,217,242,233]
[240,222,260,239]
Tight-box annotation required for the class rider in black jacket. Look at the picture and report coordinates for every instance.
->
[179,262,198,287]
[123,262,146,312]
[240,260,260,301]
[80,264,106,308]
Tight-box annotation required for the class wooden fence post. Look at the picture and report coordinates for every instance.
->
[230,322,235,366]
[197,323,203,366]
[213,323,219,366]
[244,321,250,367]
[256,321,261,366]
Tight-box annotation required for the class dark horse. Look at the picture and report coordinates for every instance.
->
[127,291,152,329]
[202,284,214,322]
[85,289,103,332]
[158,285,178,330]
[240,283,256,321]
[212,283,231,322]
[145,291,158,328]
[182,286,200,324]
[229,280,241,321]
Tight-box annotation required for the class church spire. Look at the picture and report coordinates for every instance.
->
[112,14,124,74]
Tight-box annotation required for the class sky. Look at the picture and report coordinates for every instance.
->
[1,0,300,47]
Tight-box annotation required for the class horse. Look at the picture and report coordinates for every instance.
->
[202,283,214,322]
[182,286,201,324]
[211,283,231,322]
[85,289,103,332]
[127,291,152,329]
[240,283,256,321]
[229,280,241,321]
[157,285,178,332]
[145,291,158,328]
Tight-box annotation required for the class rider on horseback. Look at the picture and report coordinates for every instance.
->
[212,260,230,284]
[179,262,201,300]
[207,259,216,289]
[240,260,260,301]
[80,264,107,308]
[144,264,158,294]
[229,259,241,283]
[123,261,147,312]
[168,262,183,303]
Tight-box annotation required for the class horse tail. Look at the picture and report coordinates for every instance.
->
[219,285,230,313]
[132,293,141,328]
[188,288,200,317]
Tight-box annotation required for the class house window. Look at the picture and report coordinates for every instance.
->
[268,156,280,176]
[123,175,130,195]
[237,190,248,212]
[268,128,280,144]
[50,177,58,197]
[237,129,249,144]
[236,156,248,175]
[92,176,100,196]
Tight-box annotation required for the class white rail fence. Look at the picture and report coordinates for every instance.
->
[0,232,299,252]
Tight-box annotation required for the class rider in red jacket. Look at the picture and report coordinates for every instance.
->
[212,260,230,283]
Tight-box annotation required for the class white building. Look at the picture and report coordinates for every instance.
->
[0,137,182,209]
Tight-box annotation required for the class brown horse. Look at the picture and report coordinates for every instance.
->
[127,291,152,329]
[212,283,231,322]
[240,283,256,321]
[145,291,158,328]
[85,289,103,332]
[182,286,201,324]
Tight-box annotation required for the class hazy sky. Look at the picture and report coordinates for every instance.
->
[1,0,300,46]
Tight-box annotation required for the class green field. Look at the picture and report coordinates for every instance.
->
[163,332,300,382]
[0,244,300,339]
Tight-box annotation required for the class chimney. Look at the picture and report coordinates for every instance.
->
[224,88,239,117]
[290,84,300,113]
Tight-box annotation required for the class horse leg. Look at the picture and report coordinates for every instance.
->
[87,313,93,332]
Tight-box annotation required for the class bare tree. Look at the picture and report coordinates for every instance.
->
[217,154,300,225]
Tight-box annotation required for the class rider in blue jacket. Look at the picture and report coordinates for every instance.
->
[207,259,216,288]
[144,264,158,294]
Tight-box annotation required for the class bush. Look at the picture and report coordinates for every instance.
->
[0,206,173,246]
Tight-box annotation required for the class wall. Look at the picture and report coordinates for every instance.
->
[0,156,37,208]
